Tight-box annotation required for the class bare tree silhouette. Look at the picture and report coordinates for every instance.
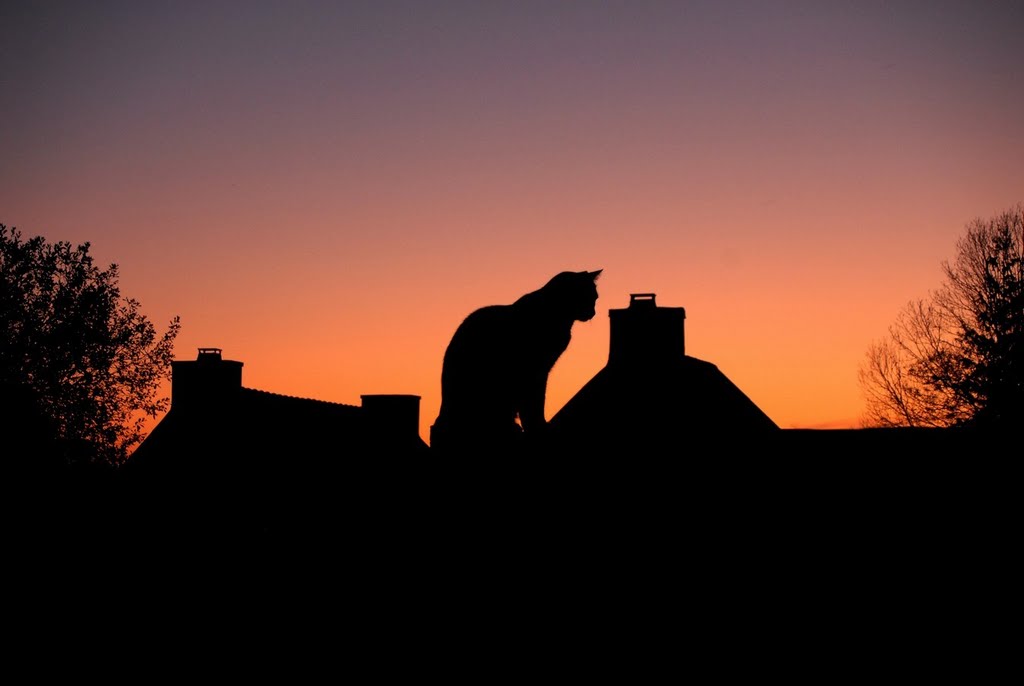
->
[860,204,1023,429]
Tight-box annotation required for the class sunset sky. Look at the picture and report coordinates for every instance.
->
[2,1,1022,445]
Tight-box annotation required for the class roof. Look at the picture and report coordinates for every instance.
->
[548,355,779,452]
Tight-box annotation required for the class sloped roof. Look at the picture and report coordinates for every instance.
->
[546,294,778,452]
[130,387,368,469]
[127,344,430,482]
[548,355,778,452]
[124,376,429,537]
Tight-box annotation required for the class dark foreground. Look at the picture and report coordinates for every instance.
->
[9,425,1011,666]
[18,427,1011,555]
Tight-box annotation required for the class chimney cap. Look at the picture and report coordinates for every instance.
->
[197,347,223,361]
[630,293,657,308]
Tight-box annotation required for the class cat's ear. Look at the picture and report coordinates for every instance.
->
[590,269,603,280]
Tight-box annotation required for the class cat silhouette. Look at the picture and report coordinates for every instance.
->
[431,270,602,456]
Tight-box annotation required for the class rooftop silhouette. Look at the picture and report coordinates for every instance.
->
[108,284,1002,542]
[124,347,428,535]
[548,292,778,452]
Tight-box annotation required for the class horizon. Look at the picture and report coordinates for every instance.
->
[2,2,1022,445]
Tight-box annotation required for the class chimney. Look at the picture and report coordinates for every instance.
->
[361,394,422,445]
[170,348,243,409]
[548,292,779,446]
[608,293,686,366]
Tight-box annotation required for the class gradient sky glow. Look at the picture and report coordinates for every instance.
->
[2,1,1022,444]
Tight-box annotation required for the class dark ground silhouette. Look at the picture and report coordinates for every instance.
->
[8,287,1013,616]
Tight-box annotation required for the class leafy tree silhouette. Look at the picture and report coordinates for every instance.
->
[859,204,1023,429]
[1,224,180,468]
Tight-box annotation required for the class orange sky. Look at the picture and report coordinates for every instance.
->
[2,2,1022,445]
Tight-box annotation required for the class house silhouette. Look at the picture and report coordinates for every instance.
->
[124,347,428,535]
[130,347,428,466]
[548,293,778,452]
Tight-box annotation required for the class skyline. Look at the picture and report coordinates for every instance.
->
[2,2,1022,444]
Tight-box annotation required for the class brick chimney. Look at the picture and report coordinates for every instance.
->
[170,348,243,409]
[608,293,686,366]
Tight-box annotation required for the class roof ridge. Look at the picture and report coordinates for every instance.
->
[241,386,359,409]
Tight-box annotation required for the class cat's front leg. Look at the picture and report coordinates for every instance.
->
[517,373,550,434]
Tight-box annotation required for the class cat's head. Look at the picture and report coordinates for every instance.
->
[544,269,602,321]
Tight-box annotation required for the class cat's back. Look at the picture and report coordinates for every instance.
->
[447,304,517,348]
[444,305,524,377]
